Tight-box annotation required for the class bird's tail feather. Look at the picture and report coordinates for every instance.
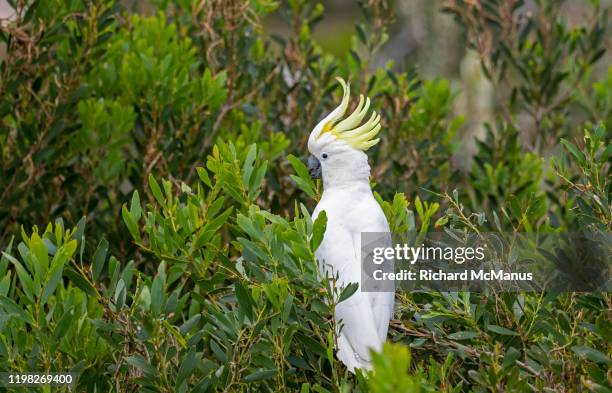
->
[337,333,374,373]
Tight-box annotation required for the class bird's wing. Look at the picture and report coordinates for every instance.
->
[370,284,395,341]
[351,229,395,343]
[335,287,383,363]
[314,195,394,365]
[315,220,383,363]
[349,202,395,342]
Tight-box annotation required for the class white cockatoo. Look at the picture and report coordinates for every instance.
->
[307,77,395,372]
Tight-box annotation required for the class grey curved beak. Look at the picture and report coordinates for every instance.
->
[307,155,322,179]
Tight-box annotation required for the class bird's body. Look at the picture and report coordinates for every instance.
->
[313,176,394,371]
[307,77,395,372]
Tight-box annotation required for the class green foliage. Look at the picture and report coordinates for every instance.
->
[590,65,612,129]
[469,121,549,231]
[367,344,426,393]
[393,290,611,392]
[556,124,611,232]
[445,0,608,151]
[74,98,137,182]
[0,221,109,390]
[0,0,610,391]
[380,78,464,197]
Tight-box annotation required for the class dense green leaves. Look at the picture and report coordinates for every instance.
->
[288,154,318,199]
[0,0,610,391]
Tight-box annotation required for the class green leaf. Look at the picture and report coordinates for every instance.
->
[22,0,40,23]
[297,334,326,356]
[311,211,327,251]
[355,23,368,45]
[571,345,611,364]
[434,216,448,228]
[369,343,415,390]
[242,369,277,382]
[130,190,141,221]
[180,315,201,335]
[448,331,479,340]
[486,325,519,336]
[177,349,200,386]
[338,282,358,303]
[5,255,34,303]
[0,295,33,325]
[196,167,212,187]
[41,259,65,306]
[288,154,316,198]
[30,232,48,275]
[149,175,166,208]
[0,273,10,297]
[203,207,233,234]
[53,308,75,340]
[238,238,270,262]
[210,339,228,362]
[249,160,268,199]
[326,330,334,364]
[92,238,108,282]
[235,282,254,321]
[73,217,86,246]
[126,355,158,377]
[290,175,317,199]
[64,267,97,297]
[503,346,521,369]
[114,279,126,309]
[162,320,187,348]
[151,262,166,315]
[242,144,257,188]
[122,205,141,242]
[560,139,585,164]
[40,240,77,305]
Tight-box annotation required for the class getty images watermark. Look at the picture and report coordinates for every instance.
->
[361,232,611,292]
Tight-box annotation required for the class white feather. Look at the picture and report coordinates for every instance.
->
[312,151,394,372]
[308,78,394,373]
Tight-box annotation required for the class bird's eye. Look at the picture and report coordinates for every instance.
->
[321,153,328,159]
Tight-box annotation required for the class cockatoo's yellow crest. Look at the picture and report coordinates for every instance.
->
[318,77,382,151]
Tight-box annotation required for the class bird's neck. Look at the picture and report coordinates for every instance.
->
[322,160,372,192]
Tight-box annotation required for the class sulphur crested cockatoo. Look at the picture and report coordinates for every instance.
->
[307,77,394,372]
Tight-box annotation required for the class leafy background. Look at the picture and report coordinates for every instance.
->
[0,0,610,392]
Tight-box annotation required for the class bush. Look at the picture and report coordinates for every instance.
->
[0,0,610,391]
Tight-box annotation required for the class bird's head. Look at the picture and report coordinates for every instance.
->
[307,77,381,184]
